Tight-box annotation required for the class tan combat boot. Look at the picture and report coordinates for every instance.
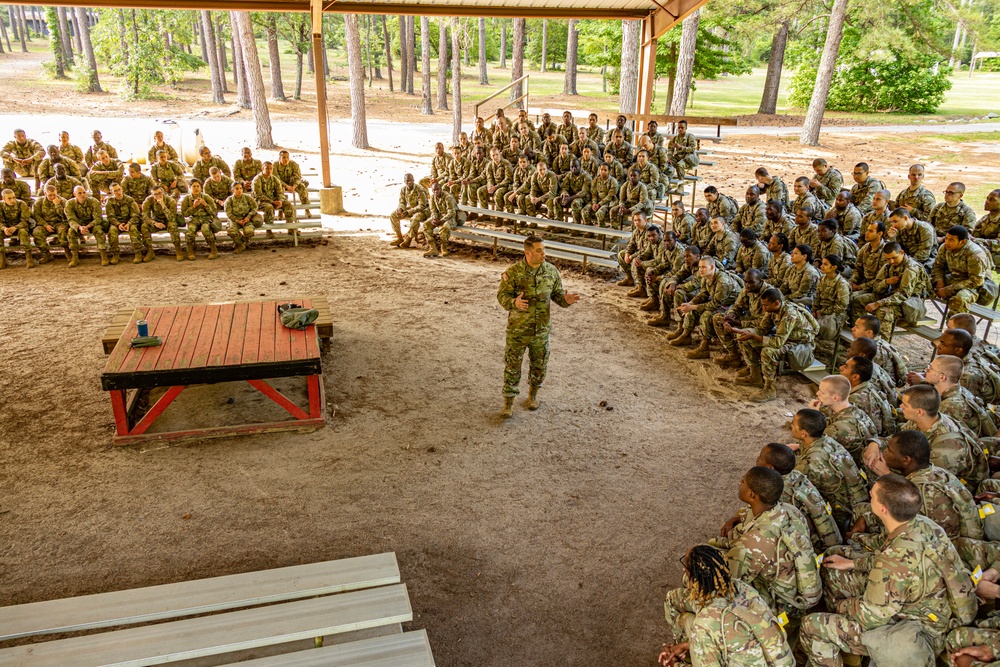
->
[626,285,647,298]
[208,238,219,259]
[186,242,196,261]
[174,242,184,262]
[397,235,412,249]
[423,238,439,258]
[639,296,659,312]
[439,240,450,257]
[668,330,694,347]
[714,349,743,368]
[751,379,777,403]
[24,248,35,268]
[647,314,672,327]
[110,251,120,265]
[389,235,404,247]
[99,249,109,267]
[132,250,143,264]
[616,275,635,287]
[501,397,514,418]
[234,241,245,254]
[735,366,763,387]
[143,247,155,262]
[38,250,53,265]
[527,386,540,411]
[68,249,79,268]
[686,339,711,360]
[734,365,753,380]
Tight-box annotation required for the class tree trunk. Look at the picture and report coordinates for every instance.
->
[406,16,415,93]
[8,6,18,42]
[365,15,373,85]
[233,11,274,148]
[563,19,578,94]
[452,17,462,145]
[230,12,250,109]
[420,16,433,114]
[75,6,101,92]
[344,14,370,149]
[201,11,225,104]
[510,18,524,107]
[478,17,488,85]
[540,19,548,72]
[0,9,11,52]
[45,8,66,78]
[664,42,677,112]
[216,13,229,92]
[19,6,32,52]
[670,10,699,115]
[619,19,640,113]
[294,22,305,99]
[758,20,789,114]
[130,9,139,95]
[19,6,29,40]
[800,0,848,146]
[436,19,448,110]
[499,19,506,68]
[381,15,393,92]
[57,7,73,66]
[266,15,286,100]
[398,15,408,93]
[198,15,209,64]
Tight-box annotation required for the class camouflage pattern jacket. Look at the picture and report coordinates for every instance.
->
[497,260,571,338]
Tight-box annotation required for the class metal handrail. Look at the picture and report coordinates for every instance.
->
[474,74,530,121]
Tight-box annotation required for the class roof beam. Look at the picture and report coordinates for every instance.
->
[648,0,707,38]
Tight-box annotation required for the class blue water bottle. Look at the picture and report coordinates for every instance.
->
[137,320,149,337]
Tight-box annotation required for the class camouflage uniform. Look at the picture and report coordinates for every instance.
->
[203,175,234,208]
[668,133,699,179]
[0,198,45,261]
[224,193,263,247]
[762,213,795,242]
[663,264,702,322]
[578,155,601,179]
[735,240,771,276]
[232,158,263,187]
[812,168,844,208]
[768,251,792,292]
[883,414,988,486]
[932,239,997,314]
[851,239,885,294]
[549,153,573,179]
[630,161,662,200]
[36,156,84,181]
[691,217,714,252]
[733,201,766,236]
[814,272,851,357]
[945,627,1000,666]
[891,219,937,269]
[850,255,931,333]
[444,155,474,203]
[58,143,85,168]
[141,194,181,248]
[604,125,633,147]
[850,176,881,215]
[795,434,869,527]
[713,281,773,357]
[973,210,1000,266]
[940,384,997,438]
[930,201,977,238]
[876,340,908,390]
[274,159,310,207]
[761,178,789,207]
[252,173,295,224]
[45,175,84,200]
[679,269,741,341]
[32,195,69,251]
[801,515,973,666]
[423,190,458,249]
[541,136,568,166]
[672,211,695,245]
[895,185,936,223]
[606,140,633,169]
[506,163,532,215]
[147,142,179,165]
[557,121,577,145]
[553,171,591,223]
[149,161,188,196]
[2,178,32,204]
[822,403,877,464]
[121,173,154,205]
[67,195,115,253]
[788,222,820,251]
[88,159,125,196]
[191,156,231,184]
[643,240,686,300]
[848,381,896,438]
[181,193,219,245]
[708,193,740,226]
[781,262,821,308]
[516,131,541,154]
[1,137,44,177]
[428,153,453,187]
[390,184,429,241]
[705,228,740,270]
[829,203,863,239]
[783,468,844,551]
[84,141,118,168]
[477,159,513,211]
[961,355,1000,406]
[618,223,650,276]
[739,300,818,381]
[793,191,826,220]
[516,170,558,218]
[104,194,141,253]
[604,158,626,184]
[612,181,652,228]
[813,234,858,274]
[497,259,572,397]
[647,145,676,192]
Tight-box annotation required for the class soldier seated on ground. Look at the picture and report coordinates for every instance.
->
[1,128,44,184]
[907,355,997,438]
[933,328,1000,406]
[809,374,877,465]
[422,182,458,259]
[839,356,896,438]
[147,130,179,166]
[931,224,998,315]
[713,268,771,370]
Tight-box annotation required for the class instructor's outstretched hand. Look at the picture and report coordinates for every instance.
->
[565,293,581,305]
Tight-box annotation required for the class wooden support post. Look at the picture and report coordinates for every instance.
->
[635,17,657,135]
[311,0,331,189]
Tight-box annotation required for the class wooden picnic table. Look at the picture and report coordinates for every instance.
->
[101,299,326,445]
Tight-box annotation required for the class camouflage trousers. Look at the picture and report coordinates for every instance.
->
[551,197,587,225]
[502,329,550,397]
[663,586,698,644]
[69,221,119,252]
[849,292,928,337]
[460,181,483,207]
[88,173,121,197]
[816,312,848,359]
[423,220,454,248]
[389,210,426,240]
[1,225,38,256]
[258,199,295,225]
[611,204,653,229]
[670,155,699,181]
[287,181,310,206]
[163,181,189,197]
[185,219,221,244]
[659,284,698,319]
[38,222,69,250]
[581,203,613,227]
[227,217,264,246]
[682,306,726,339]
[519,195,553,218]
[738,338,815,380]
[3,157,39,179]
[713,313,755,352]
[801,613,943,667]
[946,626,1000,661]
[943,280,999,314]
[476,186,508,211]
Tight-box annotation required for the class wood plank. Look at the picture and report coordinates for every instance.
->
[104,308,142,374]
[153,306,193,372]
[225,302,250,366]
[241,301,265,365]
[190,305,222,368]
[172,305,208,370]
[0,585,412,667]
[0,554,400,641]
[258,301,277,364]
[273,307,292,363]
[621,113,738,126]
[301,299,321,361]
[207,303,236,367]
[289,318,308,362]
[126,307,177,376]
[218,630,435,667]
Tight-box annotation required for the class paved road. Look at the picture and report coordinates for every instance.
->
[721,121,1000,137]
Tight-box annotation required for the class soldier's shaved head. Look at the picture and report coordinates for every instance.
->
[743,466,784,505]
[872,474,921,522]
[812,158,828,168]
[794,408,827,437]
[901,384,941,416]
[758,443,797,475]
[888,431,931,468]
[819,375,851,402]
[947,313,978,337]
[934,354,964,383]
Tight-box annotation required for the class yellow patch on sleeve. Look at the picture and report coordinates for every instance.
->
[825,502,832,515]
[972,565,984,585]
[777,612,789,628]
[927,612,938,622]
[815,554,824,568]
[859,470,868,481]
[980,504,995,520]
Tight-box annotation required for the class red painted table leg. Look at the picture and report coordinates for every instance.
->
[247,379,310,420]
[130,386,186,436]
[110,389,130,436]
[307,375,322,418]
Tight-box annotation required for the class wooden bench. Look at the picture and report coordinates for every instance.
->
[100,295,332,354]
[459,205,630,247]
[450,227,618,270]
[219,631,435,666]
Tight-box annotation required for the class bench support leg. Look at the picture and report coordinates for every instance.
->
[130,385,187,436]
[248,379,311,420]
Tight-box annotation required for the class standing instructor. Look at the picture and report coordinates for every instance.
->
[497,235,581,417]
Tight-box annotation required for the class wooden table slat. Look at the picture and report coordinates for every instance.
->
[273,308,292,363]
[258,302,277,364]
[224,303,250,366]
[153,307,193,372]
[301,298,320,360]
[132,307,179,374]
[241,301,266,365]
[207,303,236,367]
[289,324,308,361]
[105,308,142,375]
[173,305,209,370]
[189,306,222,368]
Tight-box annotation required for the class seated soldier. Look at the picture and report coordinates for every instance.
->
[703,185,739,225]
[225,182,263,254]
[848,161,881,214]
[849,219,886,297]
[553,159,591,225]
[456,132,473,160]
[45,163,83,200]
[180,179,220,260]
[88,150,124,198]
[781,244,821,308]
[791,408,870,529]
[755,167,788,207]
[517,160,558,219]
[275,150,311,218]
[703,216,738,271]
[606,130,633,169]
[426,142,453,190]
[147,130,179,166]
[549,142,574,181]
[895,164,936,223]
[767,232,793,291]
[934,328,1000,406]
[253,161,295,238]
[463,147,488,215]
[66,185,115,268]
[948,627,1000,667]
[477,148,512,214]
[813,219,858,279]
[121,162,153,205]
[660,544,794,667]
[36,144,84,183]
[845,335,899,408]
[1,128,43,184]
[734,228,770,276]
[629,149,661,200]
[930,182,977,244]
[810,158,844,209]
[84,130,118,169]
[788,206,820,249]
[627,222,662,300]
[948,312,1000,371]
[471,116,492,147]
[800,474,975,667]
[690,206,713,251]
[887,207,936,270]
[670,200,694,244]
[557,111,577,144]
[233,147,263,191]
[616,211,651,291]
[813,254,851,358]
[516,124,541,155]
[602,148,625,184]
[540,128,567,167]
[104,181,140,265]
[733,186,766,236]
[32,184,69,259]
[763,198,795,241]
[824,188,864,240]
[791,175,826,221]
[670,256,741,359]
[0,188,49,269]
[840,356,895,438]
[859,189,891,239]
[504,154,532,215]
[502,136,522,166]
[641,230,686,315]
[810,374,878,464]
[667,120,699,182]
[612,169,652,229]
[851,242,930,336]
[714,268,772,369]
[491,117,512,153]
[733,288,818,402]
[443,144,471,202]
[932,224,998,314]
[149,150,188,197]
[758,442,843,551]
[577,145,600,180]
[973,188,1000,267]
[192,146,231,183]
[203,166,233,211]
[908,355,997,438]
[422,182,457,259]
[637,135,674,195]
[642,119,665,151]
[141,186,183,261]
[390,173,429,248]
[604,114,632,147]
[57,131,86,174]
[584,112,603,150]
[655,244,702,333]
[1,168,32,204]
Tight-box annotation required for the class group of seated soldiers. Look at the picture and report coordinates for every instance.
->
[616,158,1000,403]
[656,298,1000,665]
[387,109,701,257]
[0,128,312,268]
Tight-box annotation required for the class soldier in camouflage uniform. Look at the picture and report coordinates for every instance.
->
[849,162,881,215]
[605,131,633,169]
[888,207,937,270]
[629,150,662,200]
[225,182,263,254]
[670,200,695,244]
[704,216,739,270]
[935,329,1000,407]
[253,162,296,234]
[471,117,492,148]
[147,131,179,166]
[516,161,558,218]
[851,242,930,334]
[846,336,901,410]
[232,148,263,191]
[627,222,663,296]
[541,129,567,167]
[894,164,936,222]
[553,159,591,224]
[1,168,32,204]
[642,120,665,151]
[604,115,632,147]
[584,113,603,152]
[45,164,83,200]
[602,149,626,184]
[66,185,114,268]
[671,257,742,358]
[755,168,788,207]
[477,148,513,213]
[825,189,864,240]
[616,211,650,290]
[801,474,975,667]
[811,158,844,208]
[758,442,843,550]
[275,150,311,217]
[504,155,532,215]
[122,163,153,205]
[0,188,47,269]
[426,142,453,190]
[792,176,827,221]
[704,185,739,226]
[928,355,998,438]
[930,182,977,242]
[731,186,767,238]
[142,186,183,261]
[813,255,852,358]
[667,120,699,181]
[88,150,124,198]
[443,145,473,203]
[389,173,429,248]
[556,111,577,145]
[191,146,231,184]
[811,375,877,464]
[734,228,771,276]
[714,269,771,368]
[36,144,84,182]
[516,125,541,156]
[612,170,652,228]
[734,289,818,401]
[577,145,601,180]
[814,220,858,277]
[691,207,714,252]
[789,207,820,250]
[763,200,795,242]
[767,232,793,292]
[422,183,458,258]
[149,150,188,197]
[84,130,118,170]
[496,236,580,416]
[638,135,674,194]
[973,189,1000,267]
[180,179,220,260]
[840,357,895,438]
[203,167,234,211]
[932,225,997,314]
[946,629,1000,667]
[782,245,821,308]
[641,230,686,316]
[32,184,69,259]
[849,221,886,298]
[549,142,574,180]
[104,182,140,265]
[1,129,44,181]
[658,246,703,332]
[57,131,86,175]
